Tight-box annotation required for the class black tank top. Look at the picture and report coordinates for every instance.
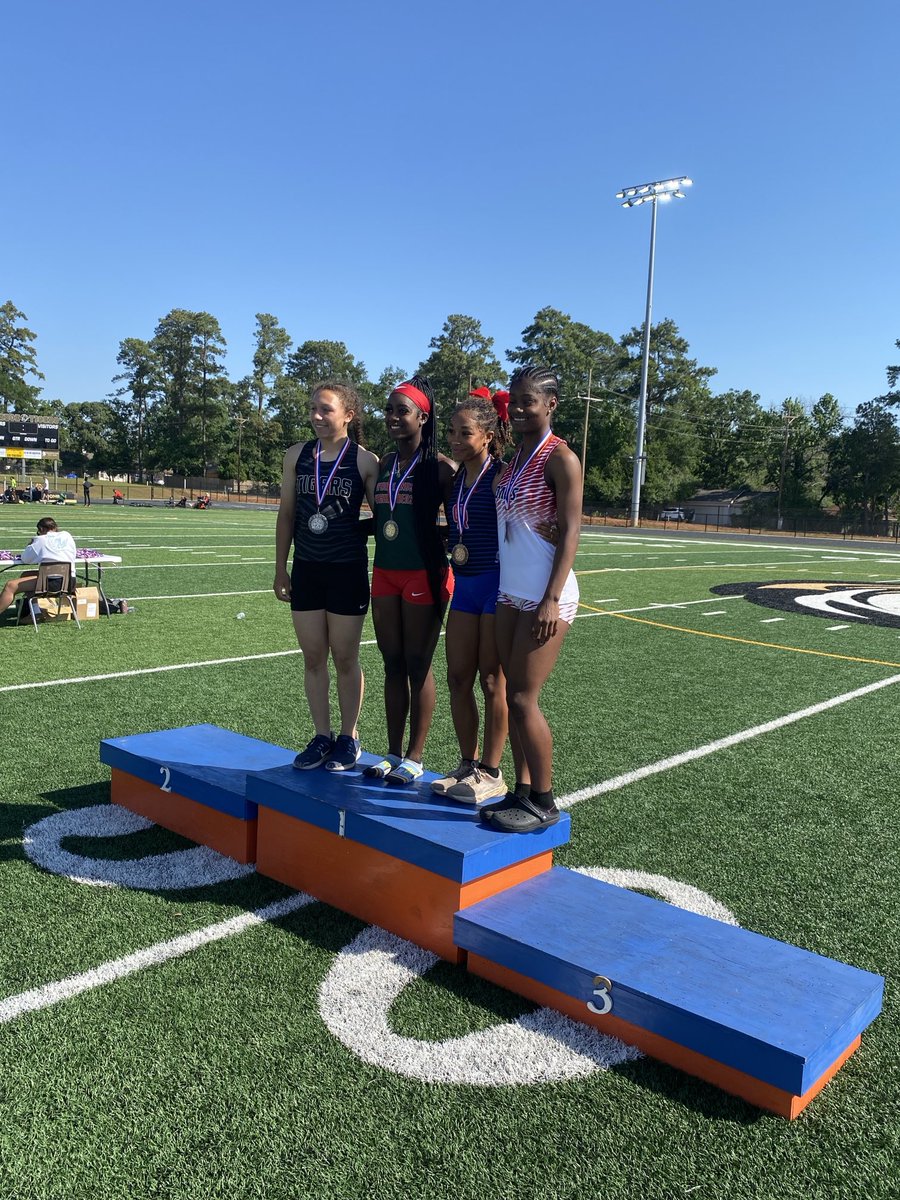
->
[293,440,367,564]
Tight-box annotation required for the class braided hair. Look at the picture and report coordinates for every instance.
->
[393,374,446,609]
[509,365,560,403]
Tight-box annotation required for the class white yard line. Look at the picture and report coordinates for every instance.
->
[556,673,900,808]
[128,589,273,601]
[0,893,314,1025]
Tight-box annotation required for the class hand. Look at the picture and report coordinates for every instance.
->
[273,568,292,603]
[534,519,559,546]
[531,597,559,644]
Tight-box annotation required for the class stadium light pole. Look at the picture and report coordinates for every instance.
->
[616,176,692,527]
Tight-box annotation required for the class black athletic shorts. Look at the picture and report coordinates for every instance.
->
[290,558,370,616]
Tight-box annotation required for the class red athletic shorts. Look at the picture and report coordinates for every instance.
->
[371,565,454,606]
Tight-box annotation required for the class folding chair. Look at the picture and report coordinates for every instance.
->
[17,561,81,629]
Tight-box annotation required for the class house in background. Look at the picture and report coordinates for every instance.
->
[681,487,777,526]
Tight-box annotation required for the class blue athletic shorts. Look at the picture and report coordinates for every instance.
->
[450,568,500,616]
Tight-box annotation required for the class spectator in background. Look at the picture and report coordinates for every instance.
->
[82,475,92,506]
[42,478,50,502]
[0,517,77,615]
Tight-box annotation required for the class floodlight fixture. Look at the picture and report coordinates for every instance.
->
[615,175,693,526]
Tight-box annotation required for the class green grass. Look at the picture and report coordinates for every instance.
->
[0,508,898,1199]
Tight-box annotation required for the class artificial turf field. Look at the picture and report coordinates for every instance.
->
[0,505,898,1200]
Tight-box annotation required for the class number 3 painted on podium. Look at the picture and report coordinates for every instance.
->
[587,975,613,1015]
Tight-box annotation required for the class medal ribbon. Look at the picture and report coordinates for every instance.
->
[500,431,552,508]
[388,450,420,514]
[452,456,492,534]
[314,438,350,509]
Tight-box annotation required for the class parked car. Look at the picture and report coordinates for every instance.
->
[659,507,686,521]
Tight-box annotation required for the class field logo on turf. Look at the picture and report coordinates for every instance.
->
[711,580,900,627]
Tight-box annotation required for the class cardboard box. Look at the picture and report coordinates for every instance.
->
[76,586,100,620]
[32,585,100,623]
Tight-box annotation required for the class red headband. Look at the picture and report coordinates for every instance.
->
[392,382,431,413]
[468,387,492,402]
[491,390,510,422]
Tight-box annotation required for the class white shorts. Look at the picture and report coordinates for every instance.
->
[497,592,578,626]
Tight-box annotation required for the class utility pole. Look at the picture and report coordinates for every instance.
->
[777,410,798,531]
[235,414,248,502]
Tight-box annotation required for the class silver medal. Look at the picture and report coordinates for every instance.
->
[308,511,328,534]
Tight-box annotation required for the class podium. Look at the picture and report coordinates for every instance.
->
[102,724,883,1116]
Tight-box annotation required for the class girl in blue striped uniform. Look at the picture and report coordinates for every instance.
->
[432,392,513,805]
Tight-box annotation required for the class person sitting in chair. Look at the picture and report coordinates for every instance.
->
[0,517,77,615]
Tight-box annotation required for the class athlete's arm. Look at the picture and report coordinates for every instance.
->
[356,447,379,537]
[273,443,302,602]
[438,455,458,538]
[533,445,583,642]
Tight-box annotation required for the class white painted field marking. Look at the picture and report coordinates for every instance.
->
[556,673,900,808]
[573,596,742,620]
[702,610,727,616]
[827,625,851,631]
[0,892,314,1025]
[575,559,843,577]
[128,589,272,601]
[760,618,785,623]
[0,636,393,695]
[105,559,272,570]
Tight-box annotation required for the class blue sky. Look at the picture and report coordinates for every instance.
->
[4,0,899,417]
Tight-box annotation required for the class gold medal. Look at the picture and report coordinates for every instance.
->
[451,542,469,567]
[383,518,399,541]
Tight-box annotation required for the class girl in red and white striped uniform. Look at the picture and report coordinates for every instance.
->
[481,366,582,833]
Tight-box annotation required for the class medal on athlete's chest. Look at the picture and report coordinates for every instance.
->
[384,451,419,543]
[451,456,491,569]
[310,439,349,534]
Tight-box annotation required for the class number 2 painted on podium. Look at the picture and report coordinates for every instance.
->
[587,975,613,1015]
[159,766,172,793]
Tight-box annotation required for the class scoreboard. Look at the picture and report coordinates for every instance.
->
[0,416,60,459]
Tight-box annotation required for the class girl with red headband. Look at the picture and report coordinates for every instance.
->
[274,381,379,771]
[365,374,457,785]
[431,390,513,805]
[480,365,582,833]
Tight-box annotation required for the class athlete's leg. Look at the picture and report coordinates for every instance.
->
[292,609,331,734]
[494,603,529,790]
[326,612,366,737]
[445,608,480,762]
[477,611,508,770]
[401,599,447,763]
[503,610,570,793]
[373,594,408,757]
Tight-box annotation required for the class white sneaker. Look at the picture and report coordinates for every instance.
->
[431,759,476,795]
[447,768,507,806]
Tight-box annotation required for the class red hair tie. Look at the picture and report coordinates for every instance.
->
[392,381,431,413]
[491,390,510,422]
[468,387,492,402]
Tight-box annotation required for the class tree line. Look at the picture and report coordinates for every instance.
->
[2,298,900,526]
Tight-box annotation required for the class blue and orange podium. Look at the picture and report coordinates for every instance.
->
[100,724,884,1117]
[100,724,297,864]
[246,754,569,962]
[454,868,883,1118]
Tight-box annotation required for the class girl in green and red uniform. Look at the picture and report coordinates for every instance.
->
[366,375,456,785]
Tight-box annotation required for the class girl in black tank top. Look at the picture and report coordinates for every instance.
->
[273,382,379,773]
